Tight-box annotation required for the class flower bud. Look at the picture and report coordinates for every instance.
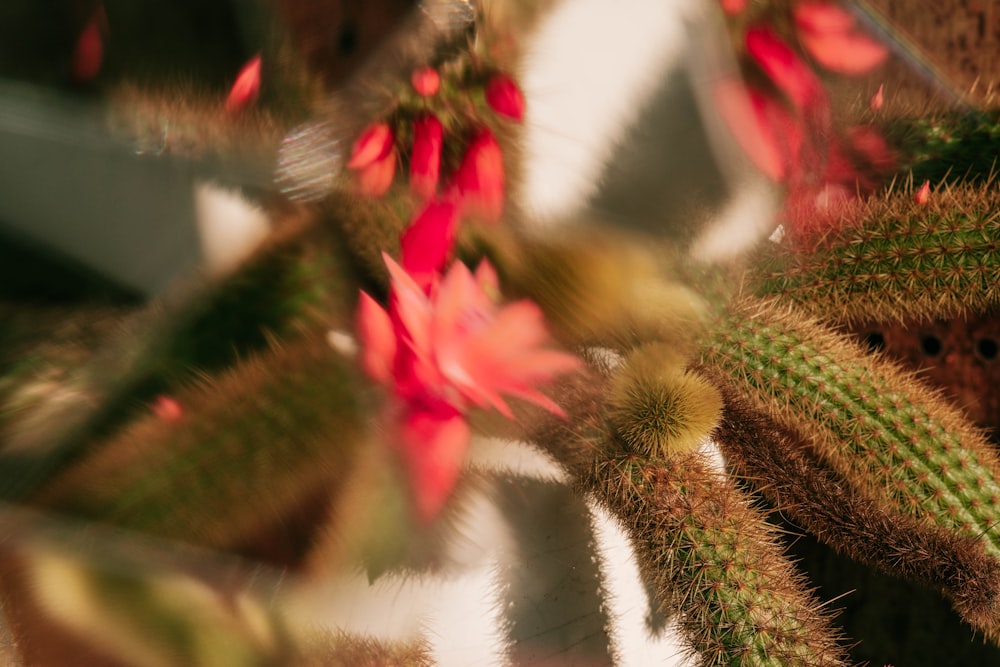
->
[409,114,443,200]
[411,66,441,97]
[347,122,394,170]
[485,73,525,122]
[450,129,504,223]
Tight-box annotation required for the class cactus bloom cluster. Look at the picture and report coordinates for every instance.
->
[356,254,580,521]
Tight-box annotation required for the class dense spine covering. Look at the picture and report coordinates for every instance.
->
[703,297,1000,568]
[31,335,369,552]
[749,180,1000,324]
[525,369,849,667]
[713,387,1000,630]
[883,111,1000,187]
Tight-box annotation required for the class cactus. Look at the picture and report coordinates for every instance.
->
[749,179,1000,324]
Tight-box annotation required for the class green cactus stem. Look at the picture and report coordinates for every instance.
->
[0,215,358,503]
[30,333,370,555]
[882,110,1000,187]
[713,384,1000,630]
[703,297,1000,569]
[524,368,850,666]
[749,179,1000,325]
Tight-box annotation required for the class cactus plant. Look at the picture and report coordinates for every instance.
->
[5,0,1000,665]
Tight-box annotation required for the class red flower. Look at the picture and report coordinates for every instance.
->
[793,2,889,75]
[448,129,505,223]
[411,66,441,97]
[409,114,443,201]
[347,122,394,170]
[485,73,526,122]
[225,54,262,113]
[400,199,459,292]
[356,255,581,521]
[745,25,828,116]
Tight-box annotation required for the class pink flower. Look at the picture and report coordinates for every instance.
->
[409,114,443,201]
[746,25,828,116]
[356,255,581,520]
[225,54,262,113]
[448,129,505,223]
[400,199,459,292]
[793,2,889,75]
[347,122,394,170]
[713,79,802,182]
[72,6,106,83]
[411,66,441,97]
[485,73,526,122]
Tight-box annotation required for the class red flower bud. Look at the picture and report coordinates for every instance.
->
[356,150,396,197]
[72,6,107,83]
[485,73,525,122]
[347,122,394,170]
[410,114,443,200]
[449,129,505,223]
[915,180,931,205]
[411,66,441,97]
[225,54,262,113]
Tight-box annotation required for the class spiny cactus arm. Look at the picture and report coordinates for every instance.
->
[523,367,851,667]
[882,110,1000,187]
[749,179,1000,325]
[0,215,358,503]
[712,383,1000,631]
[29,334,370,553]
[702,297,1000,568]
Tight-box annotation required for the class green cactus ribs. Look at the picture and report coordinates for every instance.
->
[703,297,1000,566]
[883,110,1000,187]
[750,179,1000,325]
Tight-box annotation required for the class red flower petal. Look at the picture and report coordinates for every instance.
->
[745,25,827,113]
[356,291,397,383]
[485,73,526,122]
[348,123,394,170]
[411,66,441,97]
[720,0,748,15]
[225,54,262,113]
[400,199,459,292]
[449,129,505,223]
[713,79,798,181]
[398,404,471,523]
[794,2,889,74]
[356,150,396,197]
[409,114,443,201]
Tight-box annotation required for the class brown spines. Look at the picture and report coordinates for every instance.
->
[714,384,1000,630]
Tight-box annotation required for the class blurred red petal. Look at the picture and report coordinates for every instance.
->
[746,25,827,113]
[356,150,396,196]
[720,0,748,15]
[398,405,471,522]
[450,129,505,223]
[400,199,459,292]
[485,73,526,122]
[870,83,884,111]
[225,54,262,112]
[409,114,443,201]
[348,123,394,170]
[713,80,795,181]
[152,395,183,422]
[356,291,397,383]
[794,2,889,75]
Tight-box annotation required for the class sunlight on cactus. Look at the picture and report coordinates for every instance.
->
[2,0,1000,665]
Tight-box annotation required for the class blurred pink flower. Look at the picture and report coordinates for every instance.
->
[356,254,580,520]
[448,129,505,223]
[409,114,443,201]
[225,54,262,113]
[485,73,526,122]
